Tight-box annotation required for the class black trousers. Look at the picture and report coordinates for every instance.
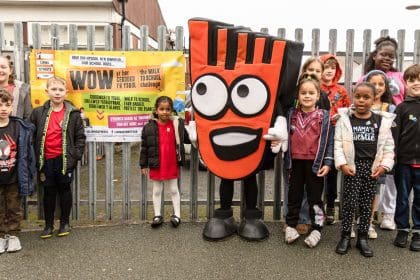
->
[43,156,74,227]
[286,159,325,231]
[220,175,258,210]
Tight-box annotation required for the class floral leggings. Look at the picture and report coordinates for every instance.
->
[342,159,376,235]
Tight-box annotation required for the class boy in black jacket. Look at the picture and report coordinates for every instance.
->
[393,64,420,251]
[29,76,85,238]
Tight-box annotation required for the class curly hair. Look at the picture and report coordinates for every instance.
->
[0,55,16,85]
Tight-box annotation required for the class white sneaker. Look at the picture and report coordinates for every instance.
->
[0,237,6,254]
[368,224,378,239]
[380,214,396,230]
[285,226,300,244]
[6,235,22,252]
[304,230,321,248]
[351,225,356,238]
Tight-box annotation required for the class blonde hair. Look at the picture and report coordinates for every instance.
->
[46,76,67,88]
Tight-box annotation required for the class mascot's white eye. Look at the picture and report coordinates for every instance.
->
[231,77,268,116]
[191,74,228,117]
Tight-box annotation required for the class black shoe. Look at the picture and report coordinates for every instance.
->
[57,223,71,237]
[203,208,238,241]
[238,209,269,241]
[40,226,54,239]
[410,232,420,252]
[335,234,351,255]
[326,207,336,225]
[356,235,373,257]
[393,230,409,248]
[170,215,181,228]
[151,216,163,228]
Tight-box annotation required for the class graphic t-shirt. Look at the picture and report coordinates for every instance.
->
[350,113,381,160]
[0,120,19,184]
[45,107,64,159]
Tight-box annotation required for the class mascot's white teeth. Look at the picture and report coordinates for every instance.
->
[212,133,257,146]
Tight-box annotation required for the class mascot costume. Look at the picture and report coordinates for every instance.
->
[187,18,304,241]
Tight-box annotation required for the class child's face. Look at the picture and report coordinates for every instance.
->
[305,61,323,80]
[298,81,319,112]
[0,57,12,85]
[373,45,396,72]
[156,101,172,123]
[353,86,375,116]
[405,75,420,97]
[322,62,336,83]
[45,81,67,106]
[0,100,12,121]
[368,74,386,100]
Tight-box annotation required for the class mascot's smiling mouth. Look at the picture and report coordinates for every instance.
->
[210,127,262,161]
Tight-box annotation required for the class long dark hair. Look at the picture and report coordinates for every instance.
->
[364,36,398,74]
[364,70,394,104]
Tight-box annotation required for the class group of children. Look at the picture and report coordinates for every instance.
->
[0,71,85,253]
[1,37,419,259]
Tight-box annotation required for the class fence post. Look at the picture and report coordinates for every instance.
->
[397,30,405,72]
[362,29,372,74]
[344,29,354,96]
[329,29,337,56]
[295,28,303,43]
[0,23,4,53]
[13,23,25,81]
[414,30,420,64]
[277,28,286,39]
[311,28,320,56]
[69,24,78,50]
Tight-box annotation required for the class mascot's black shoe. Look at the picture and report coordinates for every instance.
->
[238,208,269,241]
[203,208,238,241]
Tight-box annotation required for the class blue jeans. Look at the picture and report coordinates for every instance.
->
[394,164,420,231]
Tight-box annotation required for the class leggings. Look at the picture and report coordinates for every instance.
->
[220,175,258,210]
[151,179,180,217]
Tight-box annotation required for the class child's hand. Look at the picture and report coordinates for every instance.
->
[141,168,149,176]
[371,166,386,179]
[340,164,355,176]
[317,165,331,177]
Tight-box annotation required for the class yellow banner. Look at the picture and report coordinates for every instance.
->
[30,50,186,142]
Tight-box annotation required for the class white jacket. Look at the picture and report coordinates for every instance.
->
[334,107,395,173]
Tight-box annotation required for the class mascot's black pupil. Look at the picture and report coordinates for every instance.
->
[197,83,207,95]
[237,84,249,97]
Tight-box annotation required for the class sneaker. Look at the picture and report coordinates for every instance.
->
[285,226,300,244]
[0,237,7,254]
[393,230,409,248]
[304,230,321,248]
[368,224,378,239]
[380,214,396,230]
[6,235,21,252]
[40,227,54,239]
[351,225,356,238]
[57,223,71,237]
[170,215,181,228]
[326,207,336,225]
[296,224,310,235]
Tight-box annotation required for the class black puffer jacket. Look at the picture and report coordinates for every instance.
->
[29,100,86,174]
[140,116,186,168]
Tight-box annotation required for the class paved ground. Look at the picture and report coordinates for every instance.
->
[1,222,419,280]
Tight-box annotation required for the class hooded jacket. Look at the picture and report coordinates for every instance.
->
[334,108,395,173]
[11,80,32,120]
[140,116,186,168]
[393,96,420,164]
[30,100,86,174]
[320,54,351,122]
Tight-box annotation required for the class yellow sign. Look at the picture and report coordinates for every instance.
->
[30,50,186,142]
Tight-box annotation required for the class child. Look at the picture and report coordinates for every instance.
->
[334,82,395,257]
[320,54,351,225]
[393,63,420,252]
[361,36,405,105]
[29,76,86,238]
[364,70,397,238]
[284,74,334,248]
[0,89,35,253]
[0,55,32,119]
[140,96,184,228]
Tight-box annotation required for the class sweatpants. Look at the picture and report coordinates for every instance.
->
[220,175,258,210]
[151,178,181,218]
[43,156,74,227]
[0,183,22,235]
[341,159,376,235]
[286,159,325,231]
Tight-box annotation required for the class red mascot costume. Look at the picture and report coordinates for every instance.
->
[187,18,303,241]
